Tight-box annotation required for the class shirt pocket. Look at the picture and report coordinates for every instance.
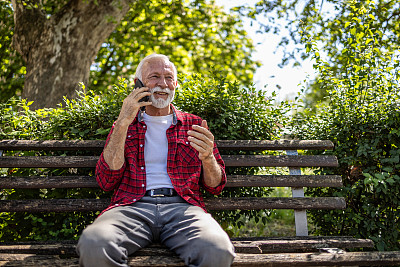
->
[176,138,201,166]
[125,131,139,155]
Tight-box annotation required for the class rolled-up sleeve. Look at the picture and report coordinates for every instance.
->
[96,153,126,191]
[201,145,227,195]
[95,122,126,191]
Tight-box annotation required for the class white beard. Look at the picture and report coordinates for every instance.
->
[150,86,175,108]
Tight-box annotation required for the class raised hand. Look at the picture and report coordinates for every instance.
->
[187,120,215,162]
[117,87,152,126]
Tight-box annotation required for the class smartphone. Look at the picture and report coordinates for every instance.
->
[134,79,149,111]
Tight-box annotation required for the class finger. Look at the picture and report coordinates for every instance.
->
[188,133,214,159]
[189,139,213,160]
[188,130,213,145]
[189,140,209,156]
[190,125,214,141]
[135,91,151,102]
[133,87,150,96]
[188,135,209,150]
[201,120,209,130]
[129,86,148,96]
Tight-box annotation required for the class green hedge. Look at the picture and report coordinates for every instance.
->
[292,1,400,251]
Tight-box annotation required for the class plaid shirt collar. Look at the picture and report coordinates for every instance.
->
[138,104,179,125]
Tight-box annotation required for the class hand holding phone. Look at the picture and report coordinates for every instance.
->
[134,79,150,111]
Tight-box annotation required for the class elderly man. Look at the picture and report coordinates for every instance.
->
[77,54,235,267]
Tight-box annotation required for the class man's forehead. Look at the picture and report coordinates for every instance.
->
[144,58,174,73]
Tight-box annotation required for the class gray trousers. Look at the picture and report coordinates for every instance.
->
[77,196,235,267]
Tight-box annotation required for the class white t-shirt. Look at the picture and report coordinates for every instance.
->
[142,112,174,190]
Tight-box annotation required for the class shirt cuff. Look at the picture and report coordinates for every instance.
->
[202,165,227,195]
[97,153,126,178]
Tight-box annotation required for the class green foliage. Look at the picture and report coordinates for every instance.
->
[0,81,130,140]
[1,0,259,101]
[228,187,296,237]
[292,0,400,250]
[0,74,290,241]
[237,0,400,68]
[91,0,259,94]
[0,2,25,100]
[175,73,289,140]
[235,0,400,107]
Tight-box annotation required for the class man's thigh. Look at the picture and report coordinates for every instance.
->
[79,203,156,255]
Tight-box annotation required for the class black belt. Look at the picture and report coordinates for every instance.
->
[145,188,177,197]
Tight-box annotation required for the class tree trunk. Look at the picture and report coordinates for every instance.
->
[11,0,133,109]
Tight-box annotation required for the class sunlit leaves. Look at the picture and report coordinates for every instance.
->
[291,0,400,251]
[90,0,259,94]
[1,0,259,101]
[0,3,25,100]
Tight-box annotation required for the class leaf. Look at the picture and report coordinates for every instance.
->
[96,128,111,135]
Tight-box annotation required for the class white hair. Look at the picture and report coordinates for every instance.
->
[134,54,177,81]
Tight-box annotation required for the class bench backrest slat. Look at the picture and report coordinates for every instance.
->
[0,140,334,151]
[0,155,338,168]
[0,197,346,213]
[0,175,343,189]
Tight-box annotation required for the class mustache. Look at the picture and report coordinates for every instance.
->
[150,87,172,94]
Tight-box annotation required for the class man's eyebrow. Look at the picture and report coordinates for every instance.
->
[148,70,174,76]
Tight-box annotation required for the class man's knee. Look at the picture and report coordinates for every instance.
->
[188,241,235,267]
[78,224,114,251]
[181,230,235,267]
[77,224,128,267]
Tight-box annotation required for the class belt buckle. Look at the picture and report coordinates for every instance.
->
[150,189,165,197]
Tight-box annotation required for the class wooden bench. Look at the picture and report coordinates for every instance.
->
[1,139,400,266]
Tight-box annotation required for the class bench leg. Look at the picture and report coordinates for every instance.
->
[287,150,308,236]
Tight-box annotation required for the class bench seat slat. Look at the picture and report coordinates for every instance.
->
[0,197,346,212]
[207,197,346,210]
[1,251,400,266]
[0,237,373,256]
[0,155,338,168]
[0,139,334,151]
[0,175,343,189]
[232,251,400,266]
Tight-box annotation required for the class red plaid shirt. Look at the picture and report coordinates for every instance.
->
[96,105,227,214]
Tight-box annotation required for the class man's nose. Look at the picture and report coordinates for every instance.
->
[157,77,168,88]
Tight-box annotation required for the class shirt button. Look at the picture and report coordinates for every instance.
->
[133,199,136,202]
[140,144,143,147]
[143,125,146,128]
[127,135,131,138]
[186,141,189,144]
[142,184,145,187]
[141,167,144,170]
